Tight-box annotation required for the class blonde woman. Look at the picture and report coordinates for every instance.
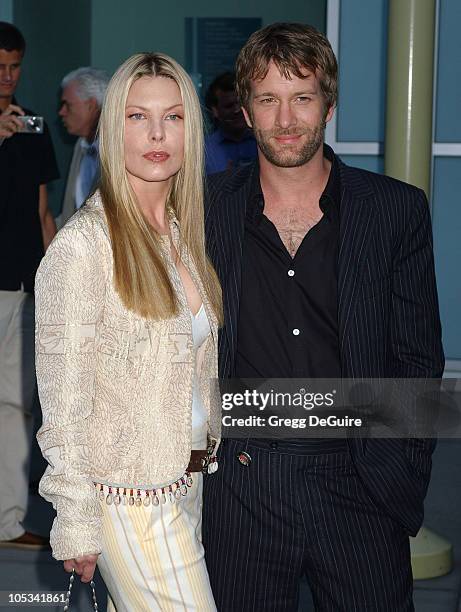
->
[35,53,222,611]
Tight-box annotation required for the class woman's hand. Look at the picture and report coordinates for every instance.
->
[63,554,99,583]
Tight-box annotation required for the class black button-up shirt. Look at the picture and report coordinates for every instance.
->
[235,147,341,379]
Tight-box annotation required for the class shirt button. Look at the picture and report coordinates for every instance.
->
[287,269,295,277]
[292,328,300,336]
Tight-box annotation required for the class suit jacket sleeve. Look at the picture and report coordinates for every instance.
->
[344,179,444,536]
[391,187,444,493]
[35,223,105,560]
[391,187,444,378]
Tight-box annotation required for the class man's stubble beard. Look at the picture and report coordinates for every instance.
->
[251,115,326,168]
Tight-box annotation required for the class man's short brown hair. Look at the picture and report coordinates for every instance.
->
[235,22,338,112]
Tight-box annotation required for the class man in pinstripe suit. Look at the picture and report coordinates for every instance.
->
[202,23,444,612]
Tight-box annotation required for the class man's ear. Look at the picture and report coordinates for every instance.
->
[325,104,335,124]
[242,106,252,128]
[87,97,99,115]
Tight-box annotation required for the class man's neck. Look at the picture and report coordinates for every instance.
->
[85,125,97,145]
[259,145,331,209]
[82,115,100,144]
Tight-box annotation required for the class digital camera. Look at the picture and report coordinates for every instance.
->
[17,116,44,134]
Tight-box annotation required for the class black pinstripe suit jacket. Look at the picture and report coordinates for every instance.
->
[205,147,444,536]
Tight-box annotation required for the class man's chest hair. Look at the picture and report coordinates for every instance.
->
[264,204,323,258]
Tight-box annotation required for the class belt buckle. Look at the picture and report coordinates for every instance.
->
[201,439,216,474]
[200,454,211,474]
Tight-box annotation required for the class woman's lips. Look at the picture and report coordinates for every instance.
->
[143,151,170,162]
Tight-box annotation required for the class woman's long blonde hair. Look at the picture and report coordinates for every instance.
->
[98,52,222,322]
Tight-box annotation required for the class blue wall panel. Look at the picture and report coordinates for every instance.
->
[337,0,388,142]
[91,0,326,75]
[435,0,461,142]
[432,157,461,359]
[0,0,13,21]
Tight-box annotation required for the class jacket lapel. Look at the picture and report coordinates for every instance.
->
[213,164,256,373]
[337,162,377,361]
[58,139,85,229]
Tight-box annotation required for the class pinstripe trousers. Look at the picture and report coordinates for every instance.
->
[203,439,414,612]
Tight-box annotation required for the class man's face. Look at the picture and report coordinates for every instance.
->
[212,89,247,132]
[0,49,22,100]
[59,81,98,139]
[243,60,334,168]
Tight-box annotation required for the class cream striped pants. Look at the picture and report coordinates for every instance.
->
[97,474,216,611]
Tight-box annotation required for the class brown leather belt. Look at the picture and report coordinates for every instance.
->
[187,449,210,473]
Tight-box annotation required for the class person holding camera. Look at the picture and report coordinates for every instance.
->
[0,22,59,550]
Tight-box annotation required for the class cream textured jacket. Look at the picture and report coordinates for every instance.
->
[35,192,220,561]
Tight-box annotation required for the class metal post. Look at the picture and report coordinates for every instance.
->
[384,0,435,197]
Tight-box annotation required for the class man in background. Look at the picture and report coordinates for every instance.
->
[204,71,257,174]
[58,67,109,228]
[0,21,59,550]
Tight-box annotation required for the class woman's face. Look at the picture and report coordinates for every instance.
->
[124,75,184,189]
